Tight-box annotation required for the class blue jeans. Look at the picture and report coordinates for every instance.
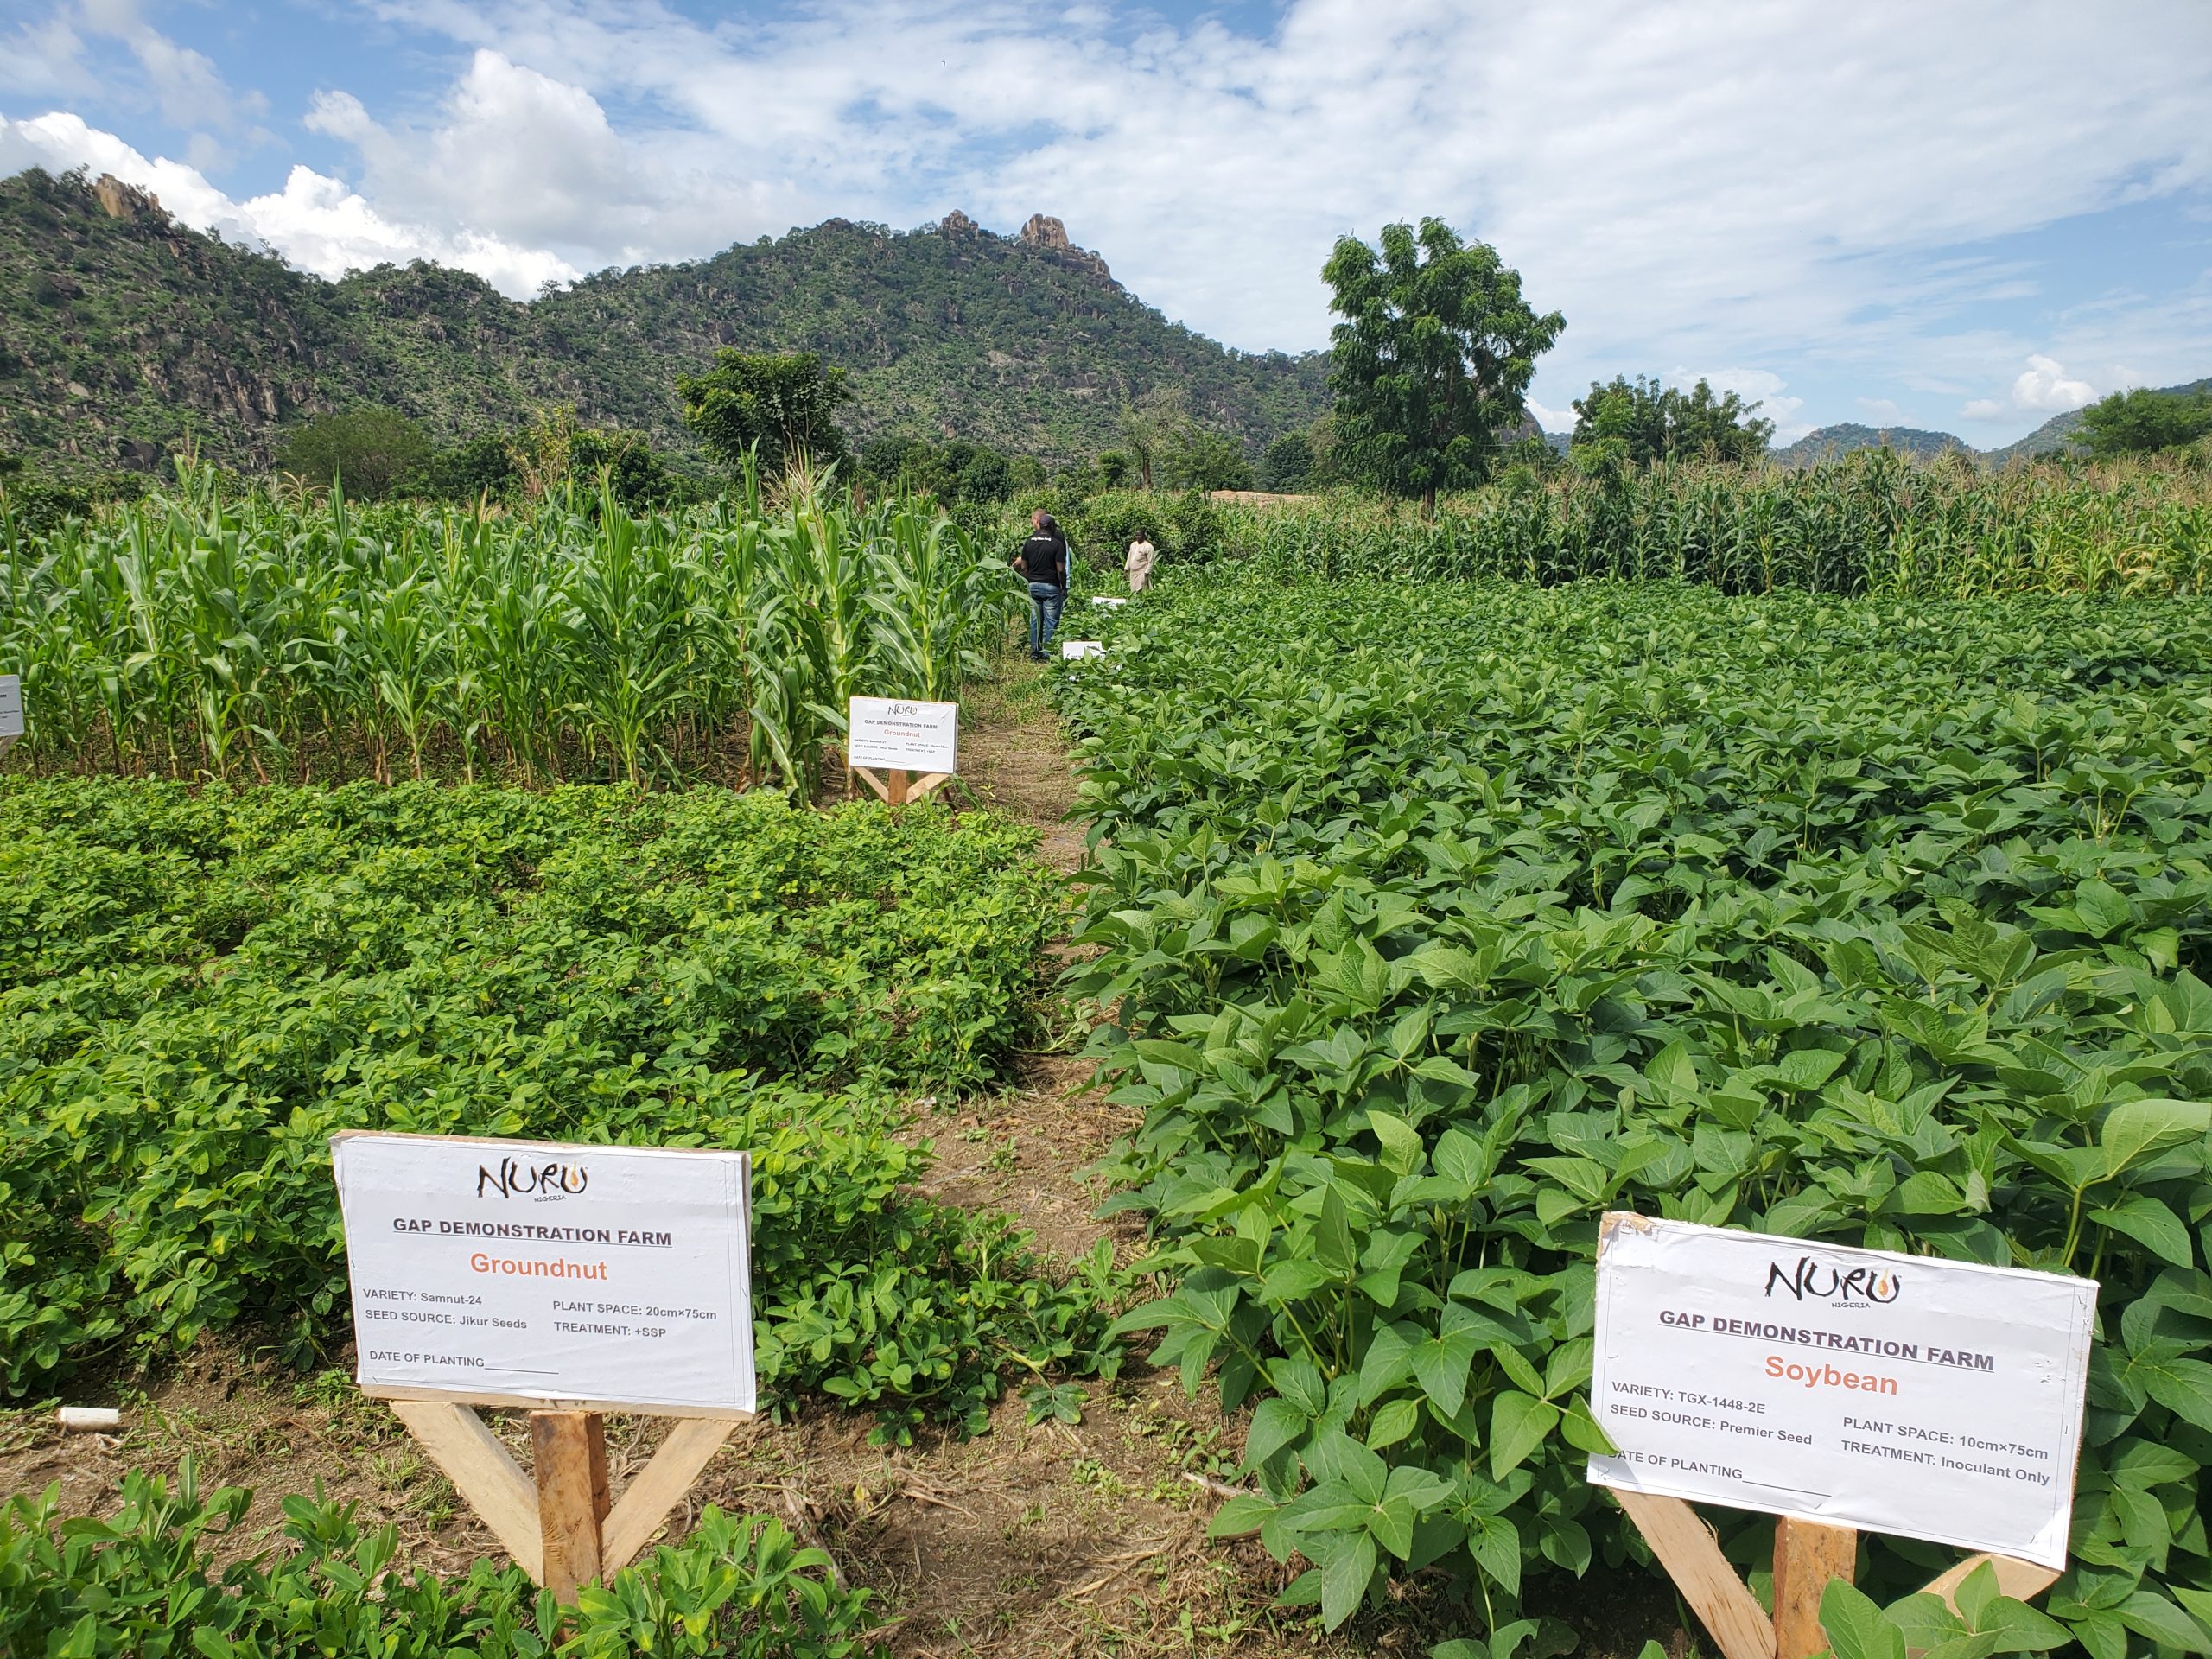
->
[1027,583,1065,657]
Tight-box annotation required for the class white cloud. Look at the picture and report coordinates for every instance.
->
[0,111,578,296]
[1961,354,2113,420]
[302,50,768,261]
[2013,355,2098,411]
[1526,397,1576,434]
[0,10,93,101]
[6,2,263,146]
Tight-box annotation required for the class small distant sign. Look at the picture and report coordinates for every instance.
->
[0,674,20,757]
[334,1131,756,1414]
[848,696,958,774]
[1587,1214,2094,1568]
[1090,596,1128,609]
[1060,640,1106,660]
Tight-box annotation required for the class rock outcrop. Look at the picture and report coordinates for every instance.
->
[93,174,162,222]
[1018,214,1117,288]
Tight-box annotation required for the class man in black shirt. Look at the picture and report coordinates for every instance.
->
[1014,510,1069,661]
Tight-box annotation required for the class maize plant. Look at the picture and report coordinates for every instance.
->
[0,463,1023,791]
[1205,449,2212,597]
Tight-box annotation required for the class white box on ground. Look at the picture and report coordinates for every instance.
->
[1587,1213,2094,1567]
[0,674,20,757]
[333,1131,755,1414]
[1061,640,1105,659]
[847,696,957,774]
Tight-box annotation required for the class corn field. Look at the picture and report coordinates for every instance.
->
[1219,449,2212,596]
[0,464,1023,790]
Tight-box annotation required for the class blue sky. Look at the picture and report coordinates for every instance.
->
[4,0,2209,447]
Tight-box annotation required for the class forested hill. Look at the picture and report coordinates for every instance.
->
[1771,423,1973,466]
[1777,378,2212,468]
[0,168,1331,475]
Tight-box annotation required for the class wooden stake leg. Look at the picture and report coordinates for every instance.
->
[1922,1552,2060,1612]
[851,765,951,806]
[531,1411,608,1604]
[601,1417,738,1572]
[1773,1518,1856,1659]
[384,1402,753,1596]
[1616,1491,1776,1659]
[389,1400,543,1582]
[1610,1489,2058,1659]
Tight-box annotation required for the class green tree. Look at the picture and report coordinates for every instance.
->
[857,433,920,483]
[2076,387,2212,458]
[1162,426,1254,492]
[277,405,430,499]
[1117,387,1188,490]
[1569,375,1772,469]
[677,350,852,479]
[1260,430,1315,491]
[1323,219,1563,518]
[411,432,518,501]
[569,428,681,511]
[856,435,1029,503]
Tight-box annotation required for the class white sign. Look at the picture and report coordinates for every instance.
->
[0,674,19,758]
[1090,595,1128,608]
[333,1132,755,1414]
[1060,640,1105,659]
[847,696,957,774]
[1588,1214,2094,1568]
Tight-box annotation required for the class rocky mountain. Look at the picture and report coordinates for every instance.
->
[0,168,1331,476]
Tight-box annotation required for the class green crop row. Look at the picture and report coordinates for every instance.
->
[0,779,1119,1438]
[1061,576,2212,1651]
[0,464,1020,791]
[2,1461,885,1657]
[1207,451,2212,599]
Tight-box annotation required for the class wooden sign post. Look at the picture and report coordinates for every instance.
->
[847,696,957,808]
[1586,1215,2094,1659]
[332,1132,758,1602]
[1615,1496,2060,1659]
[851,764,951,807]
[386,1398,740,1602]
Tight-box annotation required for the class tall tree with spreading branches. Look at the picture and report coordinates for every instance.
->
[677,350,852,480]
[1324,219,1563,518]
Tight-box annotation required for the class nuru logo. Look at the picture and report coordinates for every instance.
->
[1764,1255,1900,1305]
[477,1157,588,1199]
